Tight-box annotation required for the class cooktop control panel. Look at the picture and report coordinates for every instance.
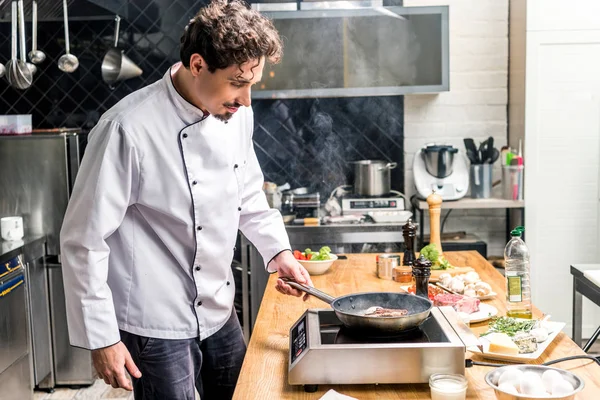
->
[290,313,308,364]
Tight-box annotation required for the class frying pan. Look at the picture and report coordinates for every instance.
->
[285,280,432,335]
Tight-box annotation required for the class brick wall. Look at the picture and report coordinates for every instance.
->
[404,0,509,256]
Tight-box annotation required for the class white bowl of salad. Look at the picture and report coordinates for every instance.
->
[293,246,337,275]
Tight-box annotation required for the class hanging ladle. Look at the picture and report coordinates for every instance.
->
[21,0,37,76]
[3,2,17,84]
[58,0,79,73]
[7,0,32,89]
[27,62,37,75]
[101,15,143,86]
[29,0,46,65]
[0,34,5,77]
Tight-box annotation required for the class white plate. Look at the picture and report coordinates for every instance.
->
[464,303,498,323]
[367,210,413,224]
[436,282,497,300]
[468,320,566,362]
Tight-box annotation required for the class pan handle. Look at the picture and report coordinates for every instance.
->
[281,278,336,304]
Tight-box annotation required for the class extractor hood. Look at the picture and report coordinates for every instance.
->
[251,1,449,99]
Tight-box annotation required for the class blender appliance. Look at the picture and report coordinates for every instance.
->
[413,144,469,200]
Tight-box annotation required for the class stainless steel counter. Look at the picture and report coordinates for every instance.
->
[0,236,46,400]
[1,235,46,265]
[284,222,406,247]
[239,221,407,341]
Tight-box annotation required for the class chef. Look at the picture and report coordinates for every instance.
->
[59,1,312,399]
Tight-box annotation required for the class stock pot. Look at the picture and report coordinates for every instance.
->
[352,160,397,196]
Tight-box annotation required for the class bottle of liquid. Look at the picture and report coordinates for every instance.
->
[504,226,532,319]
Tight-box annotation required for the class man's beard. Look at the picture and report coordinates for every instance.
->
[214,112,233,122]
[214,102,241,122]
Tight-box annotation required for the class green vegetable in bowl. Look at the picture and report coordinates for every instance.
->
[304,246,332,261]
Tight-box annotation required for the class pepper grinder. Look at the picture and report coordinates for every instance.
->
[427,190,444,255]
[402,218,417,266]
[413,255,432,300]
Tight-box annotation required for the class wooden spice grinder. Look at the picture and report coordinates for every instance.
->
[426,191,443,254]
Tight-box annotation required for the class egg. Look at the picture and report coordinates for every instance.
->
[520,371,546,395]
[541,369,562,393]
[498,382,519,395]
[552,378,574,396]
[498,368,522,388]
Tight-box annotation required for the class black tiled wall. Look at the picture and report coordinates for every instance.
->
[0,1,404,197]
[0,0,192,128]
[253,97,404,196]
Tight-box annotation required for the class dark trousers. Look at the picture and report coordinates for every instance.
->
[120,312,246,400]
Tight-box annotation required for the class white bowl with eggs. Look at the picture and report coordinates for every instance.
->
[485,365,584,400]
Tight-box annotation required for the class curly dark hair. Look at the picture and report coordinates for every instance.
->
[180,0,283,72]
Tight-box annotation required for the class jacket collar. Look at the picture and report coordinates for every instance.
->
[163,63,209,125]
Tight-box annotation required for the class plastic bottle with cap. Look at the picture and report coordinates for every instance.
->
[504,226,532,319]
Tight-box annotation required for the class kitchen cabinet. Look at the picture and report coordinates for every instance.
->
[0,131,94,388]
[24,256,53,388]
[0,356,31,400]
[0,262,29,380]
[509,0,600,338]
[0,238,46,400]
[46,261,94,386]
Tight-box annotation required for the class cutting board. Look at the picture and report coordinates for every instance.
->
[430,266,475,282]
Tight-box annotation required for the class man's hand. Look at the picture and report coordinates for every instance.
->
[270,250,314,301]
[92,341,142,390]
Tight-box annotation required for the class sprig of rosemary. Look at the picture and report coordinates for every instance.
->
[480,316,537,337]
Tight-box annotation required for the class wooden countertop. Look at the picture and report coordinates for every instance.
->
[233,252,600,399]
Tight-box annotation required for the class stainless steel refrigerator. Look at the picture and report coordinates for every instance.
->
[0,129,94,388]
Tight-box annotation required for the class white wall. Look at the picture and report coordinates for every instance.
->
[514,0,600,338]
[404,0,509,256]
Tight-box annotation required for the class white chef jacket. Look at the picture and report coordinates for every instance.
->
[60,67,291,350]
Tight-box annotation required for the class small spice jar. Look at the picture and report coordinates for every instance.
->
[393,266,413,283]
[429,373,468,400]
[376,254,399,280]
